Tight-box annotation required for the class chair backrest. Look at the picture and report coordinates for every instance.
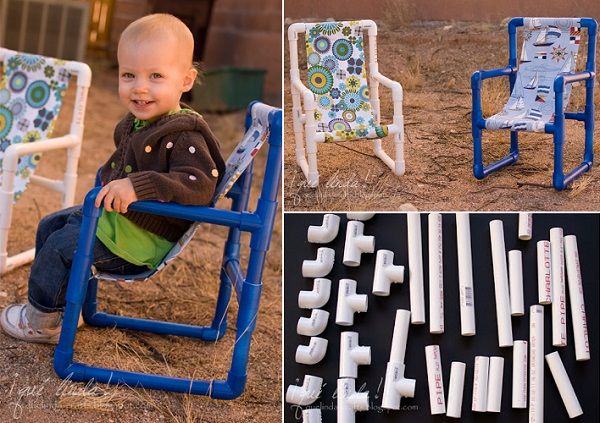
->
[507,18,582,127]
[304,21,386,142]
[0,50,72,201]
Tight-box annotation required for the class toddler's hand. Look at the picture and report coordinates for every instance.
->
[95,178,138,213]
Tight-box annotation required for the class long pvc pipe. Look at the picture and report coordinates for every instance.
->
[550,228,567,347]
[455,213,476,336]
[428,213,444,334]
[487,356,504,412]
[529,305,544,423]
[518,212,532,240]
[545,351,583,418]
[407,213,425,324]
[512,340,528,409]
[536,240,552,304]
[425,345,445,415]
[508,250,524,316]
[446,361,466,418]
[472,356,489,412]
[564,235,590,361]
[489,220,513,347]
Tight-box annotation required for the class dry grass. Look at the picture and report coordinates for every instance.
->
[481,77,509,117]
[400,53,424,90]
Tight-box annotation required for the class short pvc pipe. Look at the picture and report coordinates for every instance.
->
[296,337,328,365]
[487,356,504,412]
[335,279,368,326]
[285,374,323,406]
[307,214,341,243]
[297,309,329,337]
[343,221,375,267]
[518,212,532,240]
[425,345,445,415]
[346,213,375,221]
[339,332,371,378]
[302,247,335,278]
[298,278,331,309]
[564,235,589,361]
[446,362,466,418]
[337,378,369,423]
[545,351,583,418]
[372,249,404,296]
[537,240,552,304]
[512,340,528,409]
[472,356,489,412]
[302,408,322,423]
[508,250,524,316]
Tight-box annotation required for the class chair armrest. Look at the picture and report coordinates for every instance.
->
[554,71,595,93]
[372,71,403,101]
[1,135,79,173]
[471,66,516,86]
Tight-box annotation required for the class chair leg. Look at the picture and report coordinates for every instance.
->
[306,137,319,187]
[393,131,405,176]
[552,118,593,191]
[473,127,519,179]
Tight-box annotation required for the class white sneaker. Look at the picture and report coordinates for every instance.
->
[0,303,62,344]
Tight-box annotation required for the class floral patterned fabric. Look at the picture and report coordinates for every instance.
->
[305,21,388,142]
[486,18,581,132]
[0,52,71,201]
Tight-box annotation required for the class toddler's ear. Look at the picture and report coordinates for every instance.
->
[182,67,198,92]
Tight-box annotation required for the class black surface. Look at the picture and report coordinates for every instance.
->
[283,213,599,422]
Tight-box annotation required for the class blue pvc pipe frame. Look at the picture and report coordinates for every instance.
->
[53,101,282,399]
[472,17,597,190]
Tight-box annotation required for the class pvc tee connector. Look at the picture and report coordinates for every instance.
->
[343,221,375,267]
[372,249,404,296]
[286,375,323,406]
[302,247,335,278]
[337,378,369,423]
[336,279,368,326]
[297,309,329,336]
[296,337,328,365]
[307,214,341,243]
[346,213,375,221]
[298,278,331,309]
[339,332,371,378]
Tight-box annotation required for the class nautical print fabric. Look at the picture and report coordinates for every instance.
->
[0,52,71,201]
[305,21,388,142]
[486,18,581,132]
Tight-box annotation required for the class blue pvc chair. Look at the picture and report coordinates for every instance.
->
[53,102,281,399]
[471,17,597,190]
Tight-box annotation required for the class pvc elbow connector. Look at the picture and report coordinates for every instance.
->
[296,337,328,365]
[308,214,341,243]
[302,408,322,423]
[339,332,371,378]
[343,221,375,267]
[302,247,335,278]
[299,278,332,309]
[346,213,375,221]
[286,374,323,406]
[372,249,405,296]
[337,378,369,423]
[381,362,416,410]
[336,279,368,326]
[297,309,330,336]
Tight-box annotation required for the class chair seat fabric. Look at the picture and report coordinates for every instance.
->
[486,17,580,132]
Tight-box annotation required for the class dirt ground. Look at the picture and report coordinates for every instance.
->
[284,20,600,211]
[0,60,281,422]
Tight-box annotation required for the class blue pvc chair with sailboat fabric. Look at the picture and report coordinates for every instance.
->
[471,17,597,190]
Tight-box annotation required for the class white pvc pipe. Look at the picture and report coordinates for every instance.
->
[428,213,444,334]
[339,332,371,378]
[389,309,410,363]
[336,279,368,326]
[472,356,489,412]
[536,240,552,304]
[512,340,528,409]
[545,351,583,418]
[425,345,445,415]
[372,249,404,296]
[298,278,332,309]
[296,337,328,365]
[302,247,335,278]
[518,212,532,240]
[307,214,341,243]
[487,356,504,412]
[550,228,567,347]
[297,309,330,337]
[529,305,544,423]
[343,221,375,267]
[286,375,323,406]
[446,361,466,419]
[302,408,322,423]
[489,220,513,347]
[564,235,590,361]
[346,213,375,221]
[455,213,476,336]
[337,378,369,423]
[407,213,425,324]
[508,250,524,316]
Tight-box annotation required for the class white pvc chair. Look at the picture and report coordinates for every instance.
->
[288,20,405,187]
[0,48,91,274]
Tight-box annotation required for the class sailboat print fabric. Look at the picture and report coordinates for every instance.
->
[486,18,581,132]
[304,21,389,142]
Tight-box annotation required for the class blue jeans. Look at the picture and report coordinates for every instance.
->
[28,206,148,313]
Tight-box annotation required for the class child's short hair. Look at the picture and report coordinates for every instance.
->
[119,14,195,68]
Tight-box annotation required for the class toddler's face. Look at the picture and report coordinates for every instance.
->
[118,36,196,121]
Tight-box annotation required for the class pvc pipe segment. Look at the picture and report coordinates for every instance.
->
[425,345,445,415]
[339,332,371,378]
[297,309,330,337]
[407,213,425,324]
[298,278,331,309]
[564,235,590,361]
[489,220,513,347]
[550,228,567,347]
[536,240,552,304]
[508,250,524,316]
[337,378,369,423]
[446,362,466,418]
[295,337,328,365]
[372,249,404,296]
[307,214,341,244]
[285,375,323,406]
[428,213,444,334]
[487,356,504,412]
[512,340,528,409]
[302,408,322,423]
[302,247,335,278]
[346,213,375,221]
[336,279,368,326]
[529,305,544,423]
[455,212,476,336]
[545,351,583,418]
[389,309,410,363]
[343,221,375,267]
[472,356,489,412]
[518,212,532,240]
